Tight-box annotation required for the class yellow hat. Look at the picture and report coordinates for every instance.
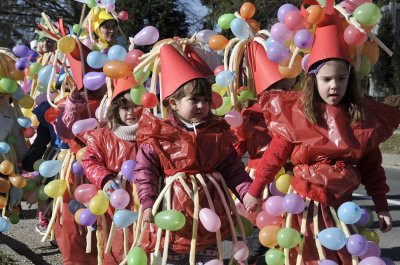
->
[92,8,116,38]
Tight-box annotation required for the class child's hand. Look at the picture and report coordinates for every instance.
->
[142,208,153,223]
[243,192,259,213]
[378,211,392,232]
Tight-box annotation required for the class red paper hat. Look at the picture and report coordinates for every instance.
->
[246,41,283,95]
[160,44,205,100]
[184,46,213,77]
[112,74,137,101]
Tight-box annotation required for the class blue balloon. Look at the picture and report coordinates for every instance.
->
[17,116,32,128]
[9,187,23,207]
[320,259,338,265]
[0,217,11,232]
[38,65,54,85]
[12,86,24,100]
[108,45,127,61]
[87,51,109,69]
[0,142,10,154]
[38,160,63,178]
[230,17,252,40]
[317,227,346,250]
[265,38,277,51]
[337,201,361,224]
[68,199,85,214]
[216,71,234,87]
[113,210,138,228]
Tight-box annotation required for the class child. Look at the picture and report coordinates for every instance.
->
[243,7,400,265]
[81,74,141,264]
[134,44,252,264]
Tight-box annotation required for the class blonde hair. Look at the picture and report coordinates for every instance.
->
[0,48,17,79]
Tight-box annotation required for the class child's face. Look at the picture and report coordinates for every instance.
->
[99,20,118,44]
[169,95,210,123]
[118,93,138,126]
[315,60,350,105]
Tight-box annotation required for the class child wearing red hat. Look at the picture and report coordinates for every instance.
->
[133,44,252,264]
[243,2,400,264]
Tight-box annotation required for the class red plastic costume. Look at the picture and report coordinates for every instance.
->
[250,90,400,264]
[134,111,251,253]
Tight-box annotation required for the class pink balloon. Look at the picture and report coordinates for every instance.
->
[360,241,381,260]
[72,118,98,136]
[225,110,243,128]
[196,29,216,44]
[95,104,108,123]
[301,54,311,72]
[205,259,223,265]
[256,210,282,229]
[199,208,221,232]
[117,11,129,21]
[263,196,284,216]
[344,24,367,47]
[232,241,249,262]
[110,189,130,209]
[74,184,98,205]
[133,26,159,46]
[270,22,293,42]
[125,49,144,68]
[214,65,225,76]
[82,38,93,49]
[284,10,307,31]
[359,257,385,265]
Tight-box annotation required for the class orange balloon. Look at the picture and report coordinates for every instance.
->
[240,2,256,20]
[103,61,132,79]
[362,41,379,64]
[76,147,87,163]
[0,195,7,208]
[209,35,229,51]
[259,225,281,248]
[0,178,11,193]
[74,208,85,224]
[307,5,325,25]
[8,174,27,189]
[278,55,303,78]
[9,69,25,81]
[0,160,14,175]
[246,19,260,35]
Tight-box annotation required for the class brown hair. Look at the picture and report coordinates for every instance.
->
[106,91,131,130]
[302,60,365,124]
[162,78,212,113]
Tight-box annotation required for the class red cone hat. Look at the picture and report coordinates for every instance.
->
[112,74,137,100]
[246,41,282,95]
[184,46,213,77]
[160,44,205,100]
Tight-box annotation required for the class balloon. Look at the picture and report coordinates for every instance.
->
[211,91,223,109]
[76,147,87,163]
[259,225,280,248]
[121,160,137,181]
[125,49,144,68]
[22,178,36,192]
[267,42,290,63]
[354,3,381,26]
[0,160,14,175]
[8,174,26,188]
[359,257,385,265]
[0,178,10,193]
[263,196,284,216]
[68,199,85,214]
[8,213,20,224]
[133,26,159,46]
[89,191,109,215]
[113,209,138,228]
[264,249,285,265]
[58,37,76,54]
[87,51,109,69]
[0,78,17,94]
[38,184,49,201]
[39,160,62,178]
[17,116,32,128]
[284,10,308,31]
[213,96,232,116]
[356,55,372,78]
[320,260,338,265]
[72,24,82,34]
[271,23,293,42]
[344,24,367,47]
[356,208,372,226]
[232,241,249,262]
[74,183,98,205]
[317,227,347,250]
[240,2,256,19]
[117,10,129,21]
[83,72,106,91]
[103,61,132,79]
[205,259,223,265]
[275,173,292,193]
[346,234,368,256]
[216,71,234,87]
[0,142,10,154]
[235,215,254,237]
[307,5,325,24]
[301,54,311,72]
[44,179,67,198]
[72,118,98,136]
[381,257,395,265]
[277,4,298,22]
[230,18,252,40]
[71,161,85,177]
[38,65,54,85]
[218,13,236,29]
[12,45,31,58]
[19,95,34,109]
[237,89,253,102]
[127,247,147,265]
[74,208,85,224]
[224,110,243,128]
[134,68,151,84]
[337,201,361,224]
[209,35,229,51]
[282,193,305,214]
[277,227,300,248]
[359,241,381,259]
[154,210,186,231]
[212,83,227,96]
[6,134,16,144]
[246,18,260,34]
[199,208,221,232]
[11,86,24,101]
[79,208,97,226]
[196,30,216,44]
[362,41,379,64]
[0,217,11,232]
[110,189,130,209]
[15,57,29,71]
[108,45,127,61]
[130,84,147,105]
[256,211,282,229]
[141,93,158,109]
[294,29,314,49]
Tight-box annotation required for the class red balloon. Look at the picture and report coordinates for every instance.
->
[117,11,129,21]
[213,65,225,76]
[125,49,144,69]
[22,127,35,138]
[211,91,223,109]
[141,93,158,108]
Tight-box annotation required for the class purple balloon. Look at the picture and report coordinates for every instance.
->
[121,160,137,181]
[269,182,285,197]
[72,160,85,177]
[12,45,31,58]
[320,260,338,265]
[356,208,371,226]
[110,189,130,209]
[15,57,29,71]
[360,241,381,260]
[359,257,385,265]
[83,72,106,91]
[27,50,40,61]
[262,196,284,216]
[270,22,293,42]
[72,118,98,136]
[381,257,395,265]
[266,42,290,62]
[282,193,305,214]
[196,29,216,44]
[294,29,314,49]
[133,26,159,46]
[79,208,97,226]
[346,234,368,256]
[277,4,299,22]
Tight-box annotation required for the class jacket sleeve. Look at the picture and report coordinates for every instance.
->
[249,135,293,198]
[134,143,162,210]
[56,95,88,140]
[216,147,252,201]
[232,126,248,157]
[358,147,389,213]
[81,133,116,189]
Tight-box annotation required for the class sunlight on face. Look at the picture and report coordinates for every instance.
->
[118,93,138,126]
[99,20,118,44]
[169,95,210,123]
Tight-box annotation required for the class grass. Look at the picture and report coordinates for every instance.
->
[0,251,16,265]
[380,133,400,155]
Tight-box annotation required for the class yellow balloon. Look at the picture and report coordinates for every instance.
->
[21,107,34,119]
[0,160,14,175]
[359,228,380,245]
[89,191,109,215]
[19,95,35,109]
[275,174,293,194]
[212,84,228,96]
[274,167,286,179]
[57,150,68,161]
[58,37,76,54]
[44,179,67,198]
[74,208,85,225]
[76,147,87,163]
[31,114,39,127]
[0,195,7,209]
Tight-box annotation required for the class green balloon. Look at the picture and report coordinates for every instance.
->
[130,85,147,105]
[38,184,49,201]
[23,179,36,192]
[134,68,151,84]
[238,90,254,102]
[354,3,381,26]
[265,249,285,265]
[235,215,254,237]
[276,227,300,248]
[6,134,16,144]
[0,78,18,94]
[73,24,82,34]
[154,210,186,231]
[9,213,20,224]
[33,159,45,171]
[127,247,147,265]
[358,227,380,245]
[29,62,43,75]
[218,13,236,30]
[87,0,97,8]
[37,82,47,93]
[213,96,232,116]
[356,55,372,79]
